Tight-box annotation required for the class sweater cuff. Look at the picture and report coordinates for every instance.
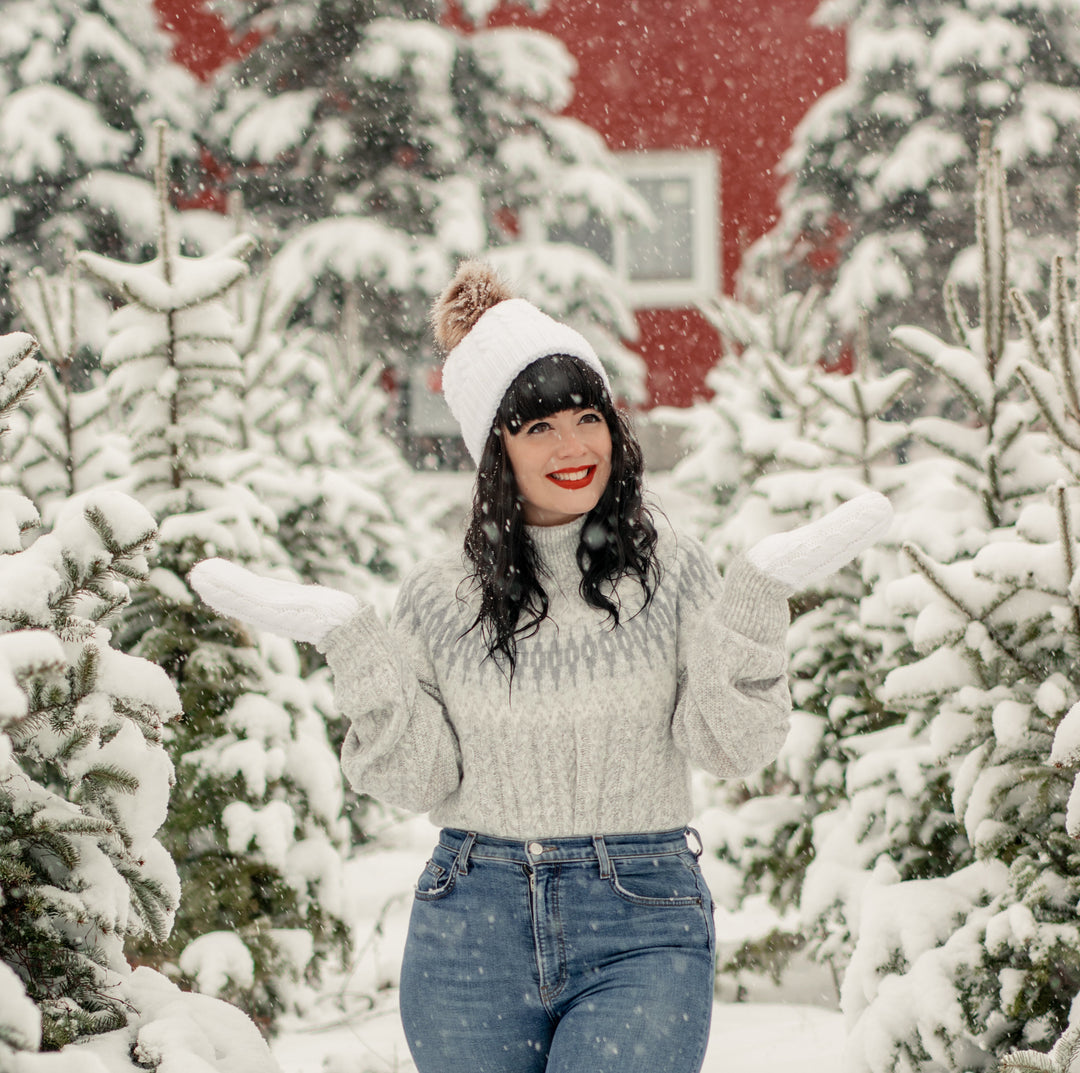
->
[317,604,385,658]
[720,555,792,646]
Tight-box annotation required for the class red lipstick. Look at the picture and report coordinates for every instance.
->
[546,466,596,490]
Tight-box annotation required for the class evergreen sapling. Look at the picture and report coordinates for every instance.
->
[840,127,1080,1073]
[79,125,350,1030]
[0,329,182,1054]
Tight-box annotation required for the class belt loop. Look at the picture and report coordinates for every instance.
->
[685,826,703,860]
[592,835,612,879]
[456,831,477,875]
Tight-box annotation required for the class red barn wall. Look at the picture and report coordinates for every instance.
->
[460,0,845,406]
[153,0,262,81]
[156,1,845,407]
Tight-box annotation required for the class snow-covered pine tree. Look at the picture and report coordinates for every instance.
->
[664,271,830,520]
[0,330,182,1052]
[765,0,1080,360]
[763,128,1054,1010]
[228,248,448,844]
[0,327,284,1073]
[229,241,441,619]
[837,130,1080,1073]
[78,126,350,1030]
[0,0,208,336]
[206,0,646,413]
[668,266,922,987]
[8,254,126,514]
[716,353,917,983]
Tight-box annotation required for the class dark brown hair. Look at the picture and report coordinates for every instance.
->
[462,354,660,676]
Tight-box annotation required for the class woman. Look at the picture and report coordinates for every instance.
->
[192,262,891,1073]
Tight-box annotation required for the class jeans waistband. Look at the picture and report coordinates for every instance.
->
[437,827,702,874]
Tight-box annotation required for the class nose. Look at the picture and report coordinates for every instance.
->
[555,427,583,454]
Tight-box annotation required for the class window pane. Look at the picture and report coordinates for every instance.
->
[548,215,615,265]
[626,176,694,281]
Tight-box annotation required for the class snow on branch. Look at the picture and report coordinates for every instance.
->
[892,325,995,416]
[0,333,42,446]
[1000,1023,1080,1073]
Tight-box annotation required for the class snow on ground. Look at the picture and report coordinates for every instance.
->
[270,461,844,1072]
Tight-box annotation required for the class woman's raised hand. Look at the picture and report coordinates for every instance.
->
[745,491,893,593]
[188,558,360,646]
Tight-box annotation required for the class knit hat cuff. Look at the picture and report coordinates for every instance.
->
[442,298,611,465]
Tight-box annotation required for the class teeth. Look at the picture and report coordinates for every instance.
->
[551,468,589,481]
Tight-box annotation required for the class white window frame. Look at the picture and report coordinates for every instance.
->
[614,149,721,309]
[530,148,721,309]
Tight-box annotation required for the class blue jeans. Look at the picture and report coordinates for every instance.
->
[399,827,716,1073]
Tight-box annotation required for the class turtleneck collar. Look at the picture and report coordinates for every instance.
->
[526,514,587,581]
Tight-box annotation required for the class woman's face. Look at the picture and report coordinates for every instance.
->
[502,407,613,527]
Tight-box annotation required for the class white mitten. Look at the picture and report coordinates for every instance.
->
[745,491,893,592]
[189,558,360,646]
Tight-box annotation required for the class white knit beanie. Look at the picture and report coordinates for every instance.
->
[432,262,612,466]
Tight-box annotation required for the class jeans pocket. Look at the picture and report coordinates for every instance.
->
[608,851,703,908]
[414,852,457,902]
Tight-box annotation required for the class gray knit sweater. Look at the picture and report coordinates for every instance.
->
[322,516,792,839]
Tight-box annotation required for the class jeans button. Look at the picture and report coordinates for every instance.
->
[527,841,544,855]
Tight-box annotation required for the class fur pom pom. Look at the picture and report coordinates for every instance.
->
[431,260,515,353]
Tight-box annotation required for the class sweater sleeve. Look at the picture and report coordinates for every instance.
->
[319,567,462,813]
[671,536,793,778]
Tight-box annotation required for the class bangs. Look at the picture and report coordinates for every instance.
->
[497,354,611,432]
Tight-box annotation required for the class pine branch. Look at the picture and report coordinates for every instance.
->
[0,856,35,887]
[983,449,1003,529]
[902,542,1039,677]
[990,146,1010,370]
[117,863,176,944]
[30,829,81,871]
[1001,1024,1080,1073]
[109,558,150,583]
[1054,482,1080,640]
[0,333,43,449]
[1051,256,1080,423]
[42,815,111,838]
[977,123,993,370]
[998,416,1028,463]
[1010,288,1053,371]
[791,286,823,360]
[893,330,990,418]
[1000,1049,1057,1071]
[56,725,95,764]
[1016,362,1080,452]
[76,765,140,801]
[70,645,99,698]
[760,356,797,408]
[945,280,973,349]
[84,503,155,559]
[153,121,173,287]
[912,422,982,473]
[1076,192,1080,359]
[1054,1023,1080,1072]
[24,268,64,361]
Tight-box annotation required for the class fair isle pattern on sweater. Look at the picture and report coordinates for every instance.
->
[322,516,793,840]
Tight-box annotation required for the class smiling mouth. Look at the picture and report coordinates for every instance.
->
[546,466,597,490]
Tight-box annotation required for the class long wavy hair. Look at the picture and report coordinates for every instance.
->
[462,354,660,676]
